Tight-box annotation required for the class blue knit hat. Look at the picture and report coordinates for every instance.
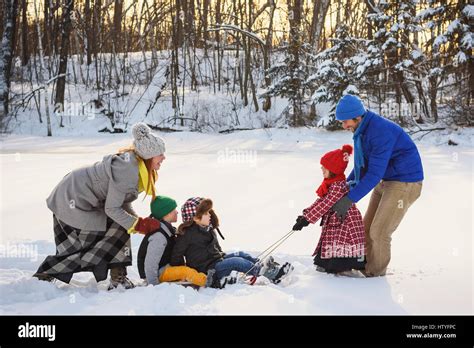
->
[335,95,366,121]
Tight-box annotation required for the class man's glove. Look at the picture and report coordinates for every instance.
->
[331,195,353,221]
[292,215,310,231]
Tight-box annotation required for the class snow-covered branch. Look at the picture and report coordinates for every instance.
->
[207,24,266,49]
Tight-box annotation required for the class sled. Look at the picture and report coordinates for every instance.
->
[170,281,201,290]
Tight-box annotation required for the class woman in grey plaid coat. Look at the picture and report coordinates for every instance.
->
[34,123,166,290]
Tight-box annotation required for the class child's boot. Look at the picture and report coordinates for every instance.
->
[205,269,216,288]
[260,256,294,284]
[272,262,294,284]
[218,270,240,288]
[258,256,280,280]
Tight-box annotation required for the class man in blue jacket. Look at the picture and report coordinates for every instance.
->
[331,95,423,277]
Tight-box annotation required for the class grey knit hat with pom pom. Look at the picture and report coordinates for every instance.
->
[131,123,166,159]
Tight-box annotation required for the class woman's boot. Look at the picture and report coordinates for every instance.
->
[33,272,55,283]
[108,266,135,290]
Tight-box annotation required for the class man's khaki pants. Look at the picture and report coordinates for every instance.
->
[364,180,423,276]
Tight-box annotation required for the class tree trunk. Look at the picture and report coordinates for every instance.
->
[310,0,330,53]
[0,0,18,124]
[468,53,474,106]
[113,0,123,53]
[286,0,303,126]
[187,0,198,90]
[308,0,330,120]
[171,0,180,111]
[176,0,183,47]
[247,0,258,112]
[43,0,50,56]
[54,0,74,113]
[215,0,222,91]
[84,0,92,65]
[262,0,276,112]
[0,1,3,38]
[202,0,209,56]
[429,75,439,122]
[92,0,101,94]
[364,0,375,40]
[410,3,429,122]
[34,0,52,136]
[21,0,29,66]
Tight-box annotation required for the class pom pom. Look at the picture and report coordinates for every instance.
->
[341,144,353,155]
[132,122,150,141]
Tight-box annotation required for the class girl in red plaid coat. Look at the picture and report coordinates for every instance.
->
[292,145,366,276]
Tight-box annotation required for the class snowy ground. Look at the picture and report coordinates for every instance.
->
[0,128,472,315]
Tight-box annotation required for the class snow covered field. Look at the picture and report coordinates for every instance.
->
[0,128,472,315]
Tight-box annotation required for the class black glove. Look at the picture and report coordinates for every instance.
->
[292,215,310,231]
[331,195,353,221]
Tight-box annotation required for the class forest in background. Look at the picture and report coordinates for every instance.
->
[0,0,472,135]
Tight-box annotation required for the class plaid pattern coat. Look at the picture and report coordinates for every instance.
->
[303,180,365,259]
[35,215,132,283]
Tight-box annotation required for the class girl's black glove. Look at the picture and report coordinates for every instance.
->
[292,215,310,231]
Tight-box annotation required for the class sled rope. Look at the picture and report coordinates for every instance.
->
[241,230,296,280]
[255,229,296,261]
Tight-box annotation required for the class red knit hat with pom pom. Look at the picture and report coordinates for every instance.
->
[320,144,353,175]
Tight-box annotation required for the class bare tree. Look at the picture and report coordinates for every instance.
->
[20,0,29,66]
[310,0,330,53]
[202,0,210,56]
[0,0,18,126]
[262,0,276,111]
[84,0,92,65]
[54,0,74,121]
[33,0,52,136]
[286,0,304,126]
[113,0,123,53]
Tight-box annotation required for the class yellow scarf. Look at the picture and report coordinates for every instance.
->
[137,157,156,195]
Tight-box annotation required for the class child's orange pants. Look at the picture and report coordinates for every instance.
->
[159,266,207,287]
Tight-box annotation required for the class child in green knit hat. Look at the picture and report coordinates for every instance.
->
[137,195,208,287]
[150,195,178,221]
